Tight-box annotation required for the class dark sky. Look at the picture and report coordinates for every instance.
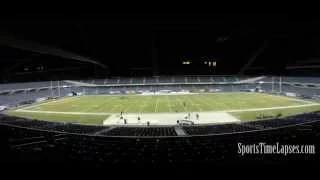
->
[0,12,320,78]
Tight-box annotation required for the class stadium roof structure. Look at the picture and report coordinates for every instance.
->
[0,12,320,78]
[0,35,108,69]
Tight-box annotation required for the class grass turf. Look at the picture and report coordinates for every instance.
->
[230,105,320,121]
[6,111,109,125]
[20,93,309,113]
[5,92,319,124]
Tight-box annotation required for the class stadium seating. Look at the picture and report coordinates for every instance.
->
[159,76,174,83]
[1,76,319,108]
[105,78,119,85]
[93,79,106,85]
[132,77,145,84]
[145,77,157,84]
[224,76,237,82]
[0,90,50,106]
[52,123,107,134]
[258,76,320,84]
[186,76,199,83]
[80,79,94,84]
[213,76,225,82]
[118,77,131,84]
[282,77,320,84]
[1,118,319,165]
[281,84,320,96]
[102,127,177,136]
[0,115,108,134]
[0,81,51,91]
[199,76,213,83]
[1,112,319,137]
[183,124,257,135]
[0,76,319,94]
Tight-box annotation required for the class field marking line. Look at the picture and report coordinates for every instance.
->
[94,98,114,112]
[90,92,245,97]
[196,95,218,110]
[122,97,141,113]
[185,94,202,112]
[98,97,121,113]
[224,103,320,113]
[104,96,134,114]
[155,95,159,112]
[108,104,120,113]
[108,98,128,113]
[166,95,172,112]
[15,101,319,116]
[138,99,146,114]
[262,93,315,104]
[139,95,151,114]
[13,110,111,115]
[124,100,139,113]
[17,92,313,112]
[12,93,320,116]
[182,94,191,111]
[174,94,188,112]
[81,101,105,113]
[17,96,81,111]
[12,103,319,116]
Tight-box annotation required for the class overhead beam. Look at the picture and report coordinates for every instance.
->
[0,35,108,69]
[238,40,269,75]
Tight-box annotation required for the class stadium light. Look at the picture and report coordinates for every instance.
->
[182,61,191,65]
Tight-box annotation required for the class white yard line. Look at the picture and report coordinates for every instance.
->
[14,103,319,115]
[154,96,159,112]
[108,104,120,112]
[196,95,218,110]
[141,96,152,113]
[185,94,202,112]
[81,102,103,113]
[138,98,147,114]
[14,110,111,115]
[174,95,188,112]
[124,100,139,113]
[166,95,172,112]
[263,94,315,104]
[16,92,315,112]
[94,99,114,112]
[224,103,319,113]
[18,96,81,110]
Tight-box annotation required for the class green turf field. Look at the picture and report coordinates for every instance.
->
[5,92,320,124]
[230,105,320,121]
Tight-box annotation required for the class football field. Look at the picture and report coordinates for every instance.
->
[6,92,320,125]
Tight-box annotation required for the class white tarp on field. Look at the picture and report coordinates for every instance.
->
[103,112,240,126]
[0,106,8,111]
